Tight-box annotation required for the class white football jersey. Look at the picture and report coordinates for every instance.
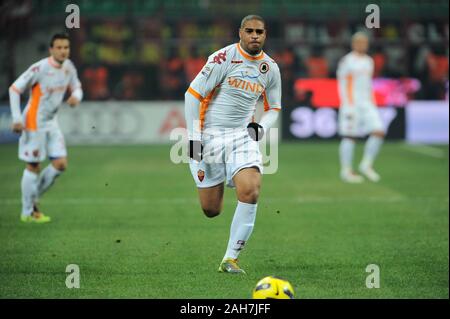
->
[11,56,81,131]
[337,52,375,107]
[188,43,282,130]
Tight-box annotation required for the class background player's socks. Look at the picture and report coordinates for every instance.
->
[360,135,383,170]
[223,201,257,260]
[339,138,356,173]
[38,164,63,196]
[21,169,39,216]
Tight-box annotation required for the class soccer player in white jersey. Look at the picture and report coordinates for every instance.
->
[9,33,83,223]
[337,32,384,183]
[184,15,281,274]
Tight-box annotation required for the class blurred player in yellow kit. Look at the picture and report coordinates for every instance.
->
[9,33,83,222]
[337,32,384,183]
[184,15,281,273]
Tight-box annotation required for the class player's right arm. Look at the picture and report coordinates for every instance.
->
[337,56,353,107]
[184,91,202,161]
[9,63,40,132]
[9,85,23,133]
[185,49,230,160]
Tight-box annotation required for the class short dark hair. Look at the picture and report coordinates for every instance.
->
[50,33,70,47]
[240,15,265,29]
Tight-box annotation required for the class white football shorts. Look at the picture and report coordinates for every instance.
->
[338,103,384,137]
[18,127,67,162]
[189,128,263,188]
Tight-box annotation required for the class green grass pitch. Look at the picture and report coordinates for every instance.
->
[0,142,448,298]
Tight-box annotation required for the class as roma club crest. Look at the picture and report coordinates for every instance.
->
[197,170,205,182]
[259,62,269,74]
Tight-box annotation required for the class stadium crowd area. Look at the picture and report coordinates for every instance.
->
[1,0,448,102]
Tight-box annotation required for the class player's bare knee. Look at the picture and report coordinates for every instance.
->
[238,188,260,204]
[372,131,385,138]
[342,136,356,142]
[52,159,67,171]
[26,163,41,173]
[202,208,221,218]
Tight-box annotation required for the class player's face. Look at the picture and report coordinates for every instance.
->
[239,20,266,55]
[49,39,70,64]
[352,37,369,54]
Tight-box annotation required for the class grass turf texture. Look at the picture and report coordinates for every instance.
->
[0,143,448,298]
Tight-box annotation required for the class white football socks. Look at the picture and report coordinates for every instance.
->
[360,135,383,169]
[339,138,356,173]
[38,164,63,197]
[223,201,257,260]
[21,169,39,216]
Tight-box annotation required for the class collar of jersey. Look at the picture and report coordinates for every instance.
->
[236,43,265,61]
[48,56,63,69]
[351,51,367,59]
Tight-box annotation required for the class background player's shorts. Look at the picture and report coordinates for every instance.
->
[19,127,67,162]
[189,128,263,188]
[338,103,384,137]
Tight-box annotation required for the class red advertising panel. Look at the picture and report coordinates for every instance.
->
[294,78,421,108]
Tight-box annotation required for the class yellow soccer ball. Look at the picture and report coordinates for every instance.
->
[252,276,295,299]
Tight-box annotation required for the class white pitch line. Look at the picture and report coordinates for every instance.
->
[403,144,447,159]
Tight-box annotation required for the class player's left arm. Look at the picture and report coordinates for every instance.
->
[248,63,281,141]
[67,65,83,107]
[259,63,282,131]
[368,57,377,105]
